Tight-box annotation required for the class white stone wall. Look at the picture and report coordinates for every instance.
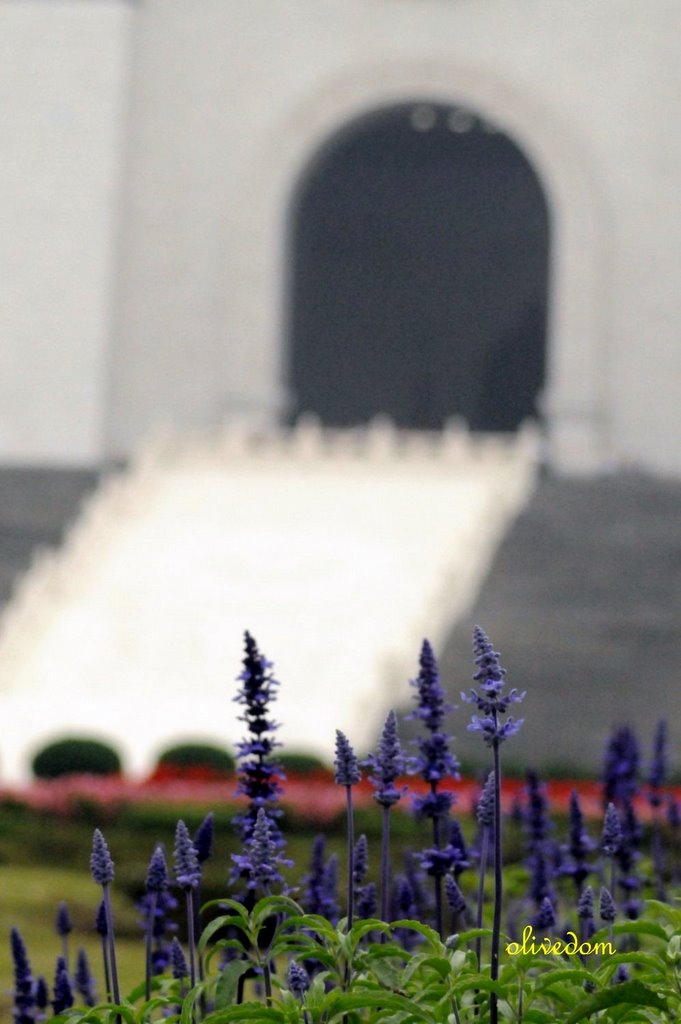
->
[106,0,681,474]
[0,0,132,465]
[3,0,681,474]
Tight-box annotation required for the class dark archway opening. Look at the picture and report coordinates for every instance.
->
[286,102,550,432]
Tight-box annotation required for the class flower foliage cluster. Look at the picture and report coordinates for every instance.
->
[6,627,681,1023]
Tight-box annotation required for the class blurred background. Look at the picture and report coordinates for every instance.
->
[1,0,681,783]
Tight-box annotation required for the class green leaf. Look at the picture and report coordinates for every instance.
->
[389,919,444,950]
[324,990,436,1023]
[199,914,250,952]
[563,980,669,1024]
[214,959,254,1008]
[202,1004,285,1023]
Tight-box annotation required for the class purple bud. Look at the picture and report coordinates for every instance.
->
[193,812,215,864]
[90,829,114,886]
[334,730,361,786]
[35,976,48,1011]
[170,937,188,980]
[287,960,310,998]
[174,820,201,889]
[146,845,169,893]
[55,901,72,937]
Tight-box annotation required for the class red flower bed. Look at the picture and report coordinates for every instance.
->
[0,772,673,823]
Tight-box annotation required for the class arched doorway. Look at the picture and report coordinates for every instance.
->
[287,102,550,431]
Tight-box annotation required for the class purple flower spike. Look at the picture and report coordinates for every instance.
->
[194,812,215,864]
[170,937,188,980]
[95,899,108,937]
[334,730,361,786]
[357,881,377,919]
[56,901,72,937]
[174,820,201,889]
[476,771,496,827]
[536,896,555,930]
[444,875,467,916]
[52,956,74,1015]
[146,844,169,893]
[231,806,292,894]
[462,627,524,746]
[90,829,114,886]
[648,720,668,807]
[407,639,459,784]
[35,976,48,1013]
[577,885,594,918]
[287,960,311,998]
[75,948,96,1007]
[602,803,622,856]
[603,725,639,806]
[365,710,406,808]
[10,927,35,1023]
[599,886,617,922]
[353,834,369,886]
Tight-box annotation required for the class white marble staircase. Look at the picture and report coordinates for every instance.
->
[0,421,539,781]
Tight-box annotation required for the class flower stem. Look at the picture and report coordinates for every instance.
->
[380,805,391,926]
[185,889,197,990]
[346,785,355,931]
[99,933,111,1003]
[145,891,158,1001]
[490,732,502,1024]
[475,825,490,971]
[102,884,120,1006]
[432,795,443,938]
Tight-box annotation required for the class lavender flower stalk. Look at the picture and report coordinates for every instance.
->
[561,790,595,896]
[462,626,524,1024]
[334,729,362,931]
[74,948,96,1007]
[174,820,201,990]
[95,899,112,1003]
[193,811,214,989]
[406,639,459,937]
[648,720,668,899]
[233,632,285,844]
[288,961,312,1024]
[90,829,120,1006]
[364,709,406,924]
[52,956,73,1015]
[10,927,35,1024]
[474,770,495,970]
[55,901,72,973]
[577,885,595,949]
[145,844,169,999]
[231,806,293,898]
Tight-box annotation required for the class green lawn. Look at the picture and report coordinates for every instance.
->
[0,864,143,1011]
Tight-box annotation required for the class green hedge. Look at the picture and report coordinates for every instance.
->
[155,742,235,775]
[31,737,122,779]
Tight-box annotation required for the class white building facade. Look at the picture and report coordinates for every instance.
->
[1,0,680,475]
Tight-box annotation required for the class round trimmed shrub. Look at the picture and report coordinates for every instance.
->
[155,742,235,777]
[278,751,330,775]
[32,737,122,780]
